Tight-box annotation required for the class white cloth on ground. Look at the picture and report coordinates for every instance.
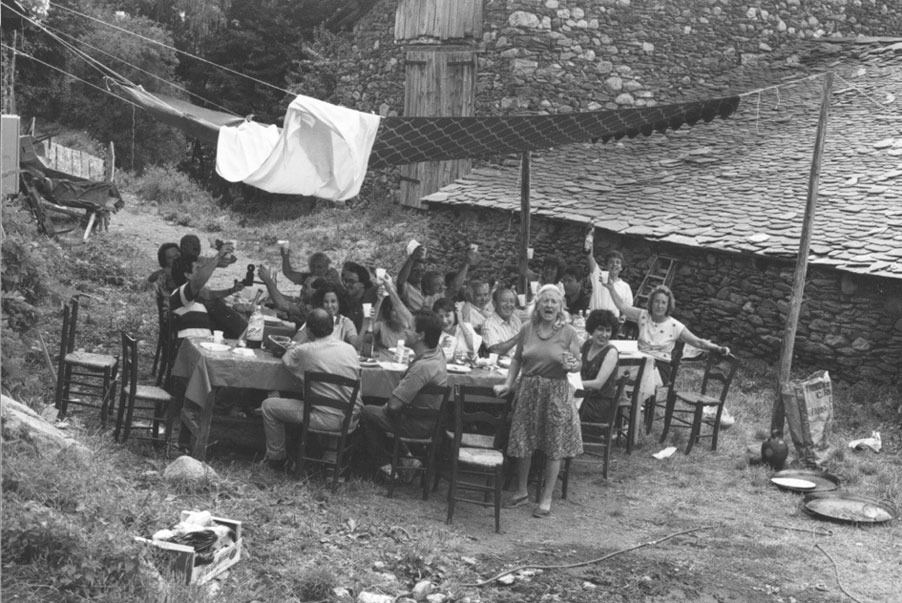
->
[216,94,381,201]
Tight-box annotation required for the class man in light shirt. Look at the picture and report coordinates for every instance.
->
[588,250,633,316]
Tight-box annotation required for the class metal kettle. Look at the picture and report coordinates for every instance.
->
[761,430,789,471]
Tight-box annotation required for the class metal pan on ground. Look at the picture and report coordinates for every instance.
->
[803,492,896,524]
[771,469,840,493]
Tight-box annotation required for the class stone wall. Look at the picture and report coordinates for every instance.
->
[338,0,901,117]
[420,204,902,384]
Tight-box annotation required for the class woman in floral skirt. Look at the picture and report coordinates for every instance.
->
[494,284,583,518]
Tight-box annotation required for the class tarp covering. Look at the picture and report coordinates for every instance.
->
[108,80,741,188]
[109,81,244,146]
[369,96,741,169]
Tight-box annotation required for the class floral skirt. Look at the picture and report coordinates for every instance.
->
[507,375,583,460]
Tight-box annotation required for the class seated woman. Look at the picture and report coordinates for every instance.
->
[293,283,359,349]
[602,282,729,382]
[372,275,414,350]
[432,297,481,362]
[579,310,621,423]
[481,287,523,359]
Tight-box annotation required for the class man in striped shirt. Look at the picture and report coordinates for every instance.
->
[170,242,241,339]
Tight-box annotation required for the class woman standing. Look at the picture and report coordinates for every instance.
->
[494,285,583,518]
[603,282,729,382]
[579,310,621,423]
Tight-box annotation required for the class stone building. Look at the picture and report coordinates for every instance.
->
[327,1,902,383]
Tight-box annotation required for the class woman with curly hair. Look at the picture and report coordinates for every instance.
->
[293,282,359,348]
[602,283,729,382]
[494,284,583,518]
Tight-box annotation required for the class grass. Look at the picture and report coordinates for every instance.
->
[3,176,902,602]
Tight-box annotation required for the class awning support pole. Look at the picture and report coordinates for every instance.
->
[519,151,531,296]
[771,72,833,434]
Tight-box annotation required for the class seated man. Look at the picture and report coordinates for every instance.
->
[458,279,494,333]
[281,249,340,304]
[177,233,247,338]
[562,265,591,317]
[260,308,362,470]
[170,242,242,339]
[360,309,448,474]
[481,287,523,359]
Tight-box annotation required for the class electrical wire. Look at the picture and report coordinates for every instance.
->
[48,1,295,96]
[8,3,238,115]
[0,42,141,110]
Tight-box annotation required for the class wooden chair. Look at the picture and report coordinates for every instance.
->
[645,340,685,435]
[659,351,740,454]
[54,296,119,425]
[612,357,648,454]
[150,288,172,385]
[294,371,361,491]
[384,384,452,500]
[442,385,511,533]
[114,332,172,443]
[558,374,631,496]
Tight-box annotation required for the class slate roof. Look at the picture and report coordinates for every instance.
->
[422,40,902,279]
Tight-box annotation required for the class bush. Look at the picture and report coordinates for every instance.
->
[127,165,211,207]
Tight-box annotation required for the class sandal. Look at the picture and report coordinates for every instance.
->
[532,507,552,518]
[506,494,530,508]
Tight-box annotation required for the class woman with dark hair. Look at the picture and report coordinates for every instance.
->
[579,310,621,423]
[494,284,583,518]
[372,274,414,350]
[293,282,359,347]
[603,283,730,382]
[432,297,480,361]
[148,242,180,287]
[342,261,378,332]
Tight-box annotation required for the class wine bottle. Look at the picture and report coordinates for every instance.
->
[361,317,375,358]
[246,305,265,349]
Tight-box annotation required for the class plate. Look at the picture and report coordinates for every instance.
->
[200,342,231,352]
[379,361,408,372]
[771,477,817,492]
[772,469,840,492]
[358,357,380,367]
[231,348,255,357]
[803,492,896,524]
[263,315,282,324]
[447,364,472,374]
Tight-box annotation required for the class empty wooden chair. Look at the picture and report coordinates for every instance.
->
[294,371,361,490]
[54,296,119,426]
[659,350,740,453]
[114,332,172,443]
[442,385,511,533]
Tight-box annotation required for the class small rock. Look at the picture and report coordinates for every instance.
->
[497,574,515,585]
[460,556,477,566]
[372,561,386,570]
[357,592,393,603]
[425,595,446,603]
[163,455,219,483]
[333,587,352,599]
[412,580,433,601]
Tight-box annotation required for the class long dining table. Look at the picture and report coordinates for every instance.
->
[169,337,507,461]
[169,337,660,461]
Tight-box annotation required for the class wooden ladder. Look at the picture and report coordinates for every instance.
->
[634,255,679,310]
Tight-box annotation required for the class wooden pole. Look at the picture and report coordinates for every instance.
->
[518,151,531,295]
[771,72,834,434]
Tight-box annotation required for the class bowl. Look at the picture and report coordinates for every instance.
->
[267,335,292,358]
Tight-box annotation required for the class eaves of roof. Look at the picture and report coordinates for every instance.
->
[424,40,902,279]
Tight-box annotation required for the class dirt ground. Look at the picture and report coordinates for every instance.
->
[104,198,900,603]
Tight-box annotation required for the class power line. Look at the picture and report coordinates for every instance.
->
[1,42,142,110]
[13,5,239,116]
[48,1,295,96]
